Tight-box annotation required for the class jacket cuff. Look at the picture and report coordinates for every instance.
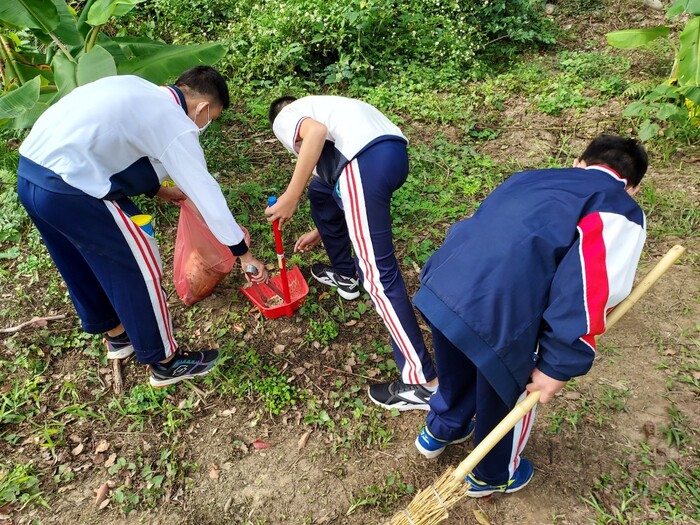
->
[229,239,249,257]
[535,361,571,382]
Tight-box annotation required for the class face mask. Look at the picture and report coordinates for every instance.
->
[194,103,211,133]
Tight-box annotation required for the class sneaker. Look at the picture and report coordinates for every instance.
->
[415,420,475,459]
[367,379,433,411]
[310,263,360,300]
[466,458,535,497]
[149,349,219,387]
[105,332,134,360]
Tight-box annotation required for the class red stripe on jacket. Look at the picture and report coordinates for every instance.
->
[578,213,609,351]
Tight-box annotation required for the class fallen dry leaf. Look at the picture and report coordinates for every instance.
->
[473,508,491,525]
[94,440,109,453]
[273,344,285,354]
[297,430,312,451]
[252,438,271,450]
[209,465,220,479]
[104,453,117,468]
[71,443,84,456]
[94,482,109,507]
[98,498,110,510]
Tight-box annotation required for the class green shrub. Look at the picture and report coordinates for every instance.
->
[133,0,556,88]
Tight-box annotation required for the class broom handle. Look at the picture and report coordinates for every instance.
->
[452,244,685,481]
[605,244,685,329]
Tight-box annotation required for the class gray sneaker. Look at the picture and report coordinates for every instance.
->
[149,349,219,387]
[310,263,360,300]
[368,379,433,411]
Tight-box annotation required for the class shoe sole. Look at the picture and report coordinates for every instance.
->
[336,288,360,300]
[367,390,430,412]
[149,366,215,388]
[107,345,135,360]
[415,433,472,459]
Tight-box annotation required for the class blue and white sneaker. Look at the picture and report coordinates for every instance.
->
[466,457,534,497]
[415,421,475,459]
[105,332,134,360]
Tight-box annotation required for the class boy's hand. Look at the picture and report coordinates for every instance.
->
[239,253,268,283]
[526,368,568,403]
[294,228,322,253]
[264,191,299,229]
[156,186,186,203]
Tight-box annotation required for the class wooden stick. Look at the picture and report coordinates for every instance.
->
[111,359,124,395]
[0,314,66,334]
[606,244,686,329]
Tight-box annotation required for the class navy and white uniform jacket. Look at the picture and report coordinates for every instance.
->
[18,75,246,248]
[272,95,407,186]
[413,166,646,406]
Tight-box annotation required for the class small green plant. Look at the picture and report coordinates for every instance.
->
[0,463,49,515]
[346,472,414,515]
[306,318,339,344]
[214,346,300,415]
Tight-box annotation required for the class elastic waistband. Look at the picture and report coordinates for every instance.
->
[17,156,84,195]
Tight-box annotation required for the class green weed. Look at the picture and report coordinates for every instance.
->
[346,472,414,516]
[0,463,49,515]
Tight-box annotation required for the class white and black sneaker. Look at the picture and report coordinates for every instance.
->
[368,379,434,411]
[310,263,360,300]
[149,349,219,387]
[105,331,134,360]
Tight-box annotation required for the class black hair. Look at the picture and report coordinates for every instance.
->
[579,135,648,187]
[268,96,297,127]
[175,66,230,110]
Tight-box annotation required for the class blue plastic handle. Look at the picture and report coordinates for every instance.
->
[268,195,277,206]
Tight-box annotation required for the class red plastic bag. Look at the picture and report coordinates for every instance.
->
[173,198,249,305]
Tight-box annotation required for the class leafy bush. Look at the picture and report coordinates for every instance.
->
[134,0,556,88]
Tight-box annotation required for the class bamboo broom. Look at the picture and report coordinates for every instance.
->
[387,244,686,525]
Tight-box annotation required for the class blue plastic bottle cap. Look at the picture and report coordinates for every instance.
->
[268,195,277,206]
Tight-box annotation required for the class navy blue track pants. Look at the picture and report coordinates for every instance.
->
[17,177,177,364]
[308,140,436,385]
[426,323,536,485]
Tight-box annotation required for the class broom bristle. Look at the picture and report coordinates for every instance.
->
[386,467,471,525]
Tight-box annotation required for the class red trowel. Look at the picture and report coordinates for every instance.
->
[240,196,309,318]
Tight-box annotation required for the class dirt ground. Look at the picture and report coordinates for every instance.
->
[2,2,699,525]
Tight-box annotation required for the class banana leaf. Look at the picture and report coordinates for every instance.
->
[116,43,226,84]
[677,17,700,86]
[606,26,670,49]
